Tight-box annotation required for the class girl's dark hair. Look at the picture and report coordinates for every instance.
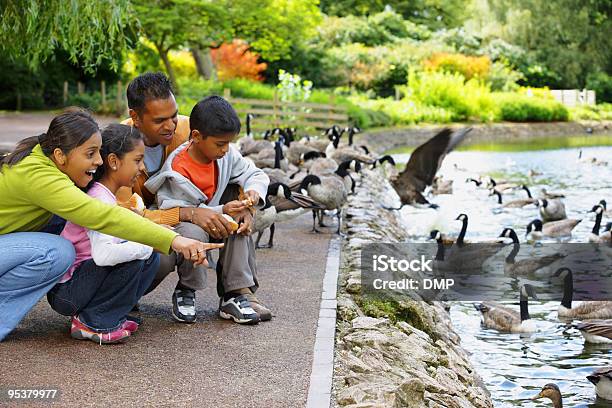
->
[1,108,99,168]
[93,124,144,182]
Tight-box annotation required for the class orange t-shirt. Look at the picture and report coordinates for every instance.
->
[172,146,218,203]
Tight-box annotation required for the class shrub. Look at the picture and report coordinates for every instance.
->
[423,52,491,80]
[569,103,612,120]
[211,40,267,82]
[586,72,612,103]
[494,93,568,122]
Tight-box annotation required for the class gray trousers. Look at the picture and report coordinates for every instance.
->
[146,185,259,297]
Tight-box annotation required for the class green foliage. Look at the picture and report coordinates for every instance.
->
[487,61,523,91]
[586,72,612,103]
[569,103,612,121]
[495,93,569,122]
[0,0,134,72]
[350,95,453,125]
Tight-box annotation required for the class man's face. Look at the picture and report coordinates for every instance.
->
[131,95,178,146]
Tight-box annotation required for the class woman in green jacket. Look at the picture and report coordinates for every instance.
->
[0,109,221,341]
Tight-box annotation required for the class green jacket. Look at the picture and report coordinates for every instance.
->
[0,144,177,254]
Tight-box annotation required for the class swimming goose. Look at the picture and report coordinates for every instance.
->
[298,174,347,234]
[531,383,563,408]
[491,185,537,208]
[579,149,609,166]
[499,228,564,276]
[598,200,612,217]
[466,177,484,188]
[574,320,612,344]
[487,178,518,194]
[473,284,538,333]
[538,199,567,222]
[540,188,565,199]
[525,218,581,240]
[588,204,609,243]
[553,268,612,319]
[587,367,612,401]
[391,127,472,206]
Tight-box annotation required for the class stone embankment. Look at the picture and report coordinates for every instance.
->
[332,167,493,408]
[358,120,612,152]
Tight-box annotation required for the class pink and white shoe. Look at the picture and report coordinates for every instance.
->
[121,319,139,333]
[70,316,130,344]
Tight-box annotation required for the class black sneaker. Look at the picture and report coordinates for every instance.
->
[219,294,260,325]
[172,288,197,323]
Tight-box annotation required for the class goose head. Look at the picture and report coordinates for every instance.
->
[526,219,543,236]
[301,151,325,163]
[429,229,442,241]
[589,204,604,215]
[378,155,395,166]
[466,178,482,186]
[359,145,370,155]
[600,199,607,210]
[538,199,548,208]
[520,284,538,301]
[268,182,292,200]
[499,228,519,244]
[298,175,321,195]
[531,383,562,408]
[489,189,502,204]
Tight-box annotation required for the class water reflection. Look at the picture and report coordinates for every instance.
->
[391,142,612,407]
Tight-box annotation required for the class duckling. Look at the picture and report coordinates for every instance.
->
[392,127,472,206]
[574,320,612,344]
[538,199,567,222]
[525,218,581,240]
[531,383,563,408]
[587,367,612,401]
[499,228,564,276]
[553,268,612,319]
[588,205,611,243]
[298,174,347,234]
[540,188,565,199]
[473,284,538,333]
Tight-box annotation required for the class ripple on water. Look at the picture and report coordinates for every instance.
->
[395,145,612,407]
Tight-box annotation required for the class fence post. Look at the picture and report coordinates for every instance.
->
[101,80,106,107]
[77,82,84,95]
[63,81,68,105]
[273,90,279,128]
[116,80,123,115]
[224,88,231,101]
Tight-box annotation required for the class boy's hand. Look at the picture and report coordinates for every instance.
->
[235,210,254,236]
[222,200,249,217]
[192,207,234,239]
[244,190,260,207]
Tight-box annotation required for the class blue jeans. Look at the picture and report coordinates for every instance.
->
[47,254,159,332]
[0,232,76,341]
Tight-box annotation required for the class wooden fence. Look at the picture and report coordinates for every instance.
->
[223,88,348,131]
[550,89,596,106]
[63,80,127,115]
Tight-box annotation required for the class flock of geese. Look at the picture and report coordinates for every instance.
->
[236,118,611,405]
[408,136,611,405]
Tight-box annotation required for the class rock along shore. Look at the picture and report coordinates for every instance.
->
[332,168,493,408]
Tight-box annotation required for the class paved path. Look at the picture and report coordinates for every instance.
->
[0,215,334,407]
[0,111,117,152]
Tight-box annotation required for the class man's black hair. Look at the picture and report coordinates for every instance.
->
[126,72,174,112]
[190,96,241,136]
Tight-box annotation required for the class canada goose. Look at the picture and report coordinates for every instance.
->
[491,185,537,208]
[325,133,373,164]
[538,199,567,222]
[540,188,565,199]
[391,127,472,206]
[238,117,274,156]
[579,149,609,166]
[371,155,396,169]
[487,177,519,194]
[499,228,564,276]
[598,199,612,217]
[473,284,538,333]
[372,155,399,180]
[431,175,453,195]
[574,320,612,344]
[298,174,347,234]
[587,367,612,401]
[466,177,483,188]
[553,268,612,319]
[588,204,609,243]
[251,140,291,170]
[531,383,563,408]
[525,218,581,239]
[343,126,361,146]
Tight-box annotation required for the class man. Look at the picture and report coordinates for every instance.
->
[120,72,271,324]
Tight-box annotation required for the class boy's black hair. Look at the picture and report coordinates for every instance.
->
[126,72,174,113]
[190,96,241,137]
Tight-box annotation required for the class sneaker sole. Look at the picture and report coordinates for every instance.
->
[219,310,259,325]
[172,310,197,324]
[71,331,129,344]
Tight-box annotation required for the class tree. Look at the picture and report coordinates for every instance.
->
[0,0,134,72]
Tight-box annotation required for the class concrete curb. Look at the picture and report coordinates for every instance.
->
[306,237,341,408]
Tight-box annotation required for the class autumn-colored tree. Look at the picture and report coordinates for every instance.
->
[211,40,267,82]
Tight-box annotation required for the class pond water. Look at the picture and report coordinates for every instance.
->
[389,137,612,407]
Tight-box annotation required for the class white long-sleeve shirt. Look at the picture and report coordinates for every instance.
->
[60,182,153,282]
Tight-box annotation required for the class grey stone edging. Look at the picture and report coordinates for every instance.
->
[306,237,341,408]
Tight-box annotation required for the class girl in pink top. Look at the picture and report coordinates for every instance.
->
[48,124,159,344]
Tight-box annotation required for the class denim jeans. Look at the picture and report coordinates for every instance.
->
[0,232,76,341]
[47,254,159,332]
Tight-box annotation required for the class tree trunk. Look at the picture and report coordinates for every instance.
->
[192,47,217,80]
[157,45,180,94]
